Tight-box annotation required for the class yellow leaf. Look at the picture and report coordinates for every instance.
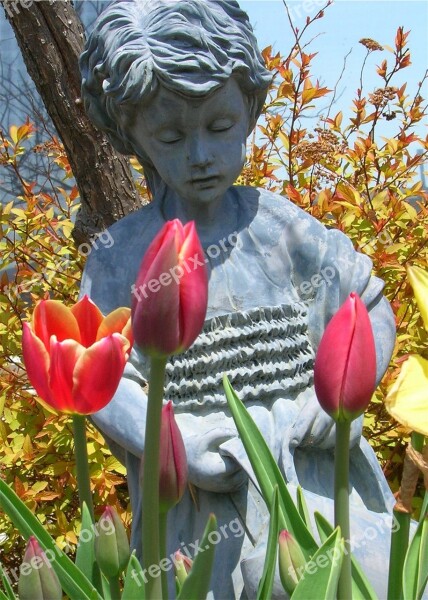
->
[403,202,418,221]
[385,355,428,436]
[407,265,428,331]
[9,126,19,144]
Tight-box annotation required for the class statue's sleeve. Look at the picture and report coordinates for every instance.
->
[290,219,395,385]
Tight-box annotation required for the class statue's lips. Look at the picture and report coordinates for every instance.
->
[190,175,219,187]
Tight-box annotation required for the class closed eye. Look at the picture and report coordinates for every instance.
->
[156,130,182,144]
[210,119,235,132]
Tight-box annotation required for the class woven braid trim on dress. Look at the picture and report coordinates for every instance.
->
[166,303,315,411]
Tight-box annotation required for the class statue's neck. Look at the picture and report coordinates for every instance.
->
[159,187,240,247]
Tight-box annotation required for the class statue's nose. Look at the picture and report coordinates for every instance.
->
[187,134,213,168]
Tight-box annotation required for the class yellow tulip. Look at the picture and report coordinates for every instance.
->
[385,355,428,436]
[407,265,428,332]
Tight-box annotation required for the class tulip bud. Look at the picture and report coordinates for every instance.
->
[174,550,193,590]
[314,292,377,422]
[159,401,188,512]
[18,536,62,600]
[131,219,208,357]
[94,506,130,577]
[278,530,306,595]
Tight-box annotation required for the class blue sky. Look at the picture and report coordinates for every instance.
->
[241,0,427,136]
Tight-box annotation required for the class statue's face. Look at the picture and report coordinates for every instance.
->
[129,77,250,207]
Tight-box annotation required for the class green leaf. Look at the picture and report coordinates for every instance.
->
[0,560,16,600]
[257,487,279,600]
[403,503,428,600]
[291,527,344,600]
[296,486,313,534]
[223,376,317,559]
[122,553,146,600]
[0,479,101,600]
[314,512,378,600]
[177,514,217,600]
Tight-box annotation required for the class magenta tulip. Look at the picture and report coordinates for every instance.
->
[131,219,208,357]
[314,292,377,422]
[158,401,188,513]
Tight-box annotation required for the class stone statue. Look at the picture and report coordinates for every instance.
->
[79,1,396,597]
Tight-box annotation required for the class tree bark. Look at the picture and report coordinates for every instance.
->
[1,0,142,245]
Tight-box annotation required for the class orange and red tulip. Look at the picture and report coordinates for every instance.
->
[22,296,132,415]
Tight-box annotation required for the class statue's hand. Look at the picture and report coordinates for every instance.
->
[183,427,247,493]
[289,394,363,450]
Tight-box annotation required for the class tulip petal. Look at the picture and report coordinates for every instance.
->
[314,296,356,418]
[178,224,208,351]
[132,227,181,355]
[49,338,85,413]
[159,401,188,512]
[33,300,81,350]
[72,333,129,414]
[70,295,104,347]
[385,355,428,436]
[22,323,53,406]
[407,265,428,332]
[96,307,132,346]
[134,220,183,292]
[341,294,377,419]
[314,293,376,420]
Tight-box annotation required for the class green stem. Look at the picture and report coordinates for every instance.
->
[334,419,352,600]
[387,432,425,599]
[72,414,94,522]
[108,576,121,600]
[159,511,168,600]
[142,356,168,600]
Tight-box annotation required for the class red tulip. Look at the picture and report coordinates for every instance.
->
[143,400,188,513]
[314,292,377,422]
[131,219,208,357]
[22,296,133,415]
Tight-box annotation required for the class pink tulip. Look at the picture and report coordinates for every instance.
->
[174,550,193,588]
[131,219,208,357]
[22,296,133,415]
[314,292,377,422]
[158,401,188,513]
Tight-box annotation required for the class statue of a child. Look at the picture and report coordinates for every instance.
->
[79,1,396,597]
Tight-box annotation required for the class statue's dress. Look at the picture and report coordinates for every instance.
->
[81,186,396,599]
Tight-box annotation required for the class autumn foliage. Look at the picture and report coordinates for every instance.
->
[1,0,427,573]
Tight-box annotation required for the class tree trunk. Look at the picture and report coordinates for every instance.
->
[1,0,142,245]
